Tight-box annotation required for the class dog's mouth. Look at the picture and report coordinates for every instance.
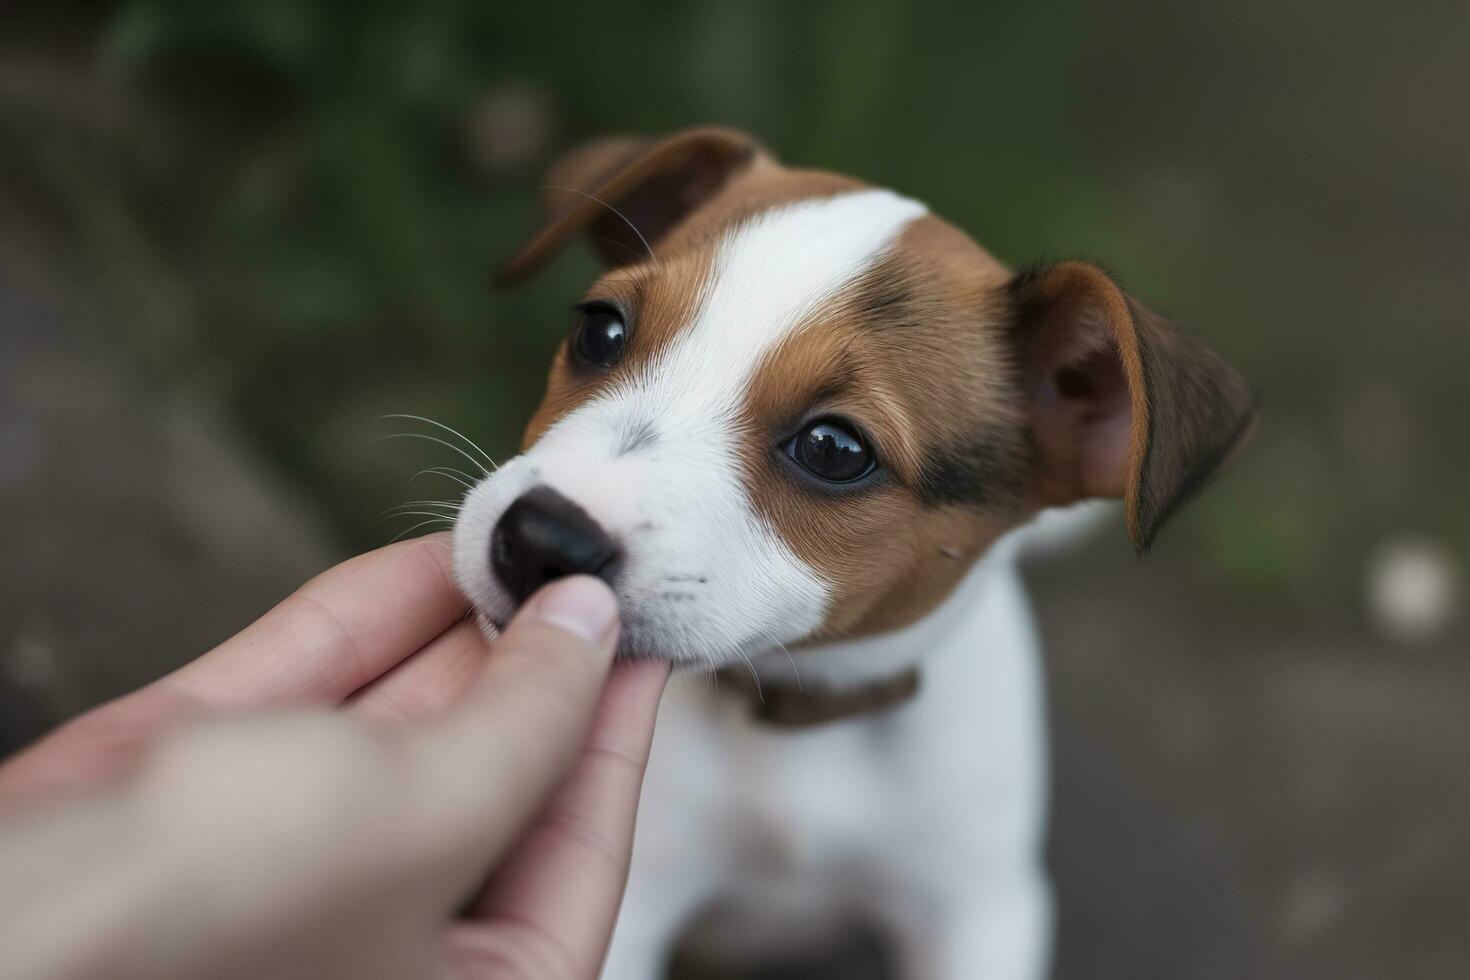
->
[475,604,715,668]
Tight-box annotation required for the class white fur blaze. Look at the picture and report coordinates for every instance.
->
[454,189,928,666]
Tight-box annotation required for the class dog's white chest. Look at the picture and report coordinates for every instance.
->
[605,554,1055,978]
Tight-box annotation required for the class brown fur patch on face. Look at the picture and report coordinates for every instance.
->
[739,216,1036,640]
[521,166,881,450]
[517,169,1045,642]
[508,146,1252,651]
[521,246,714,448]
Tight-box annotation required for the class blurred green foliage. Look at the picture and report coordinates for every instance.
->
[3,0,1465,611]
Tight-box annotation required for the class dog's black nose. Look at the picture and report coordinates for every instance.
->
[491,486,620,603]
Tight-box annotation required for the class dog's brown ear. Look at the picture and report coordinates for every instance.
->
[497,126,768,285]
[1009,261,1254,551]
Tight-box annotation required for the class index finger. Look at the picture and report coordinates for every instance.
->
[450,658,668,977]
[164,533,467,708]
[402,576,621,875]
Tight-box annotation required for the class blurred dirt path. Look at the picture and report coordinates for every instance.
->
[1033,538,1470,980]
[0,190,340,752]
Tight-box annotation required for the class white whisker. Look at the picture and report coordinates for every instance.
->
[380,414,498,471]
[588,233,652,264]
[543,184,661,271]
[385,499,462,511]
[408,466,477,491]
[387,517,454,544]
[374,432,489,477]
[768,634,802,692]
[379,510,459,526]
[736,649,764,704]
[382,511,461,525]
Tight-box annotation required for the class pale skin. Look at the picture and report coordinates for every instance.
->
[0,533,669,980]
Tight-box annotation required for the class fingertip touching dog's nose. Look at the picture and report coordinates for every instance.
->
[490,485,621,603]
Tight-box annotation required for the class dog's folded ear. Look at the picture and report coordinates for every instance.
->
[497,126,769,285]
[1008,261,1255,552]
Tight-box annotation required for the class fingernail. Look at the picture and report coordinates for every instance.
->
[534,576,619,645]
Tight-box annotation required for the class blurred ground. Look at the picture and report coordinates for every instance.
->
[0,188,339,738]
[3,2,1468,978]
[1034,539,1470,980]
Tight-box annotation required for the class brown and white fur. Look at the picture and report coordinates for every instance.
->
[451,127,1254,978]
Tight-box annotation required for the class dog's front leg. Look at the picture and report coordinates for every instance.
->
[599,868,712,980]
[889,867,1053,980]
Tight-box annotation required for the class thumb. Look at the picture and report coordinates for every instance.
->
[402,576,621,874]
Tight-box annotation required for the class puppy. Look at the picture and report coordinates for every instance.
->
[453,127,1253,979]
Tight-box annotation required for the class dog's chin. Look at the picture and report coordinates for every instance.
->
[470,602,757,672]
[472,611,504,642]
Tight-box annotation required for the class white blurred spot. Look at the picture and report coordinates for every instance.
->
[1365,535,1463,643]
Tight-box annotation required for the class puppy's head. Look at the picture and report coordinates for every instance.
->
[454,127,1253,667]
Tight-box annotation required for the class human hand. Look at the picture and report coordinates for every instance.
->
[0,534,668,980]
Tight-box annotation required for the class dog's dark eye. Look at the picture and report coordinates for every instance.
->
[572,305,627,367]
[787,420,874,483]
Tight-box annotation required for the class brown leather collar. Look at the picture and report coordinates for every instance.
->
[715,667,921,728]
